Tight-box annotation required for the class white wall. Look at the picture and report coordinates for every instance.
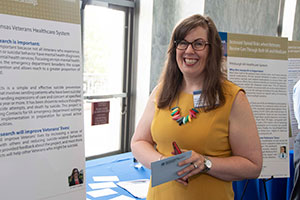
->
[134,0,153,127]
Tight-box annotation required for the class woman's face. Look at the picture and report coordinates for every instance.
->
[73,170,79,178]
[176,26,209,80]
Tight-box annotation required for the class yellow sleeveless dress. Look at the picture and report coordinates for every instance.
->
[147,80,243,200]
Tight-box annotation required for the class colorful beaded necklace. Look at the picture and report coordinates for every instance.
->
[170,106,199,126]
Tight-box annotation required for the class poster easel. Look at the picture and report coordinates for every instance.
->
[240,176,274,200]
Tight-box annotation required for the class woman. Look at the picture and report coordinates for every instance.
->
[131,14,262,199]
[69,168,83,186]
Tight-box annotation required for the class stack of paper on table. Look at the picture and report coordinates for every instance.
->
[86,175,149,199]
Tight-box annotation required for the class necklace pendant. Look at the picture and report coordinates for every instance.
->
[170,106,199,126]
[172,114,181,120]
[176,117,184,123]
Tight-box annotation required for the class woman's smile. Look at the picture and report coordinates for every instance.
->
[184,58,199,66]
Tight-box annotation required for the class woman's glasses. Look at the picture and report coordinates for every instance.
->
[174,39,210,51]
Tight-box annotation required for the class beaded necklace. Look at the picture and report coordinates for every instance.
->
[170,89,204,126]
[170,89,220,125]
[170,106,199,126]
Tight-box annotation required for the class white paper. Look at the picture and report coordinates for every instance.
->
[86,188,117,198]
[93,176,120,182]
[221,32,290,178]
[116,179,150,199]
[0,2,85,200]
[109,195,135,200]
[88,182,117,189]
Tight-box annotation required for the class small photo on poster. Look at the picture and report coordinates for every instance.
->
[68,168,84,187]
[278,146,287,159]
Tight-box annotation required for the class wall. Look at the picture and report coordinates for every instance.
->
[150,0,205,91]
[205,0,280,36]
[133,0,153,127]
[293,0,300,40]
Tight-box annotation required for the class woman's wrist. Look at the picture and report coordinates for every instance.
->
[158,154,165,160]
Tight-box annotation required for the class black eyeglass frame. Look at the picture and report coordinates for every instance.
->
[174,39,210,51]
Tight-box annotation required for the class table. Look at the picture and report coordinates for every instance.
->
[86,151,295,200]
[86,152,150,199]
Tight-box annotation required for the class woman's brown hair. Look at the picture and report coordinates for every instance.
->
[157,14,225,111]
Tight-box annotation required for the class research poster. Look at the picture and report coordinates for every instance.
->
[220,32,289,178]
[288,41,300,149]
[0,1,85,199]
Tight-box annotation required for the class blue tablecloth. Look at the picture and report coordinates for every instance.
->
[86,152,150,199]
[86,151,295,200]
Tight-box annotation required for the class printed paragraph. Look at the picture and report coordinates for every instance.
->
[0,85,82,127]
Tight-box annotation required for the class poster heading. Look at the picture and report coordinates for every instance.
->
[227,33,288,60]
[0,24,70,36]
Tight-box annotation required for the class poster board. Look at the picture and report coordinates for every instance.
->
[220,32,289,178]
[0,0,85,199]
[288,41,300,149]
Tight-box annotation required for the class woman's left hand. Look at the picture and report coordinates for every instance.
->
[176,150,207,185]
